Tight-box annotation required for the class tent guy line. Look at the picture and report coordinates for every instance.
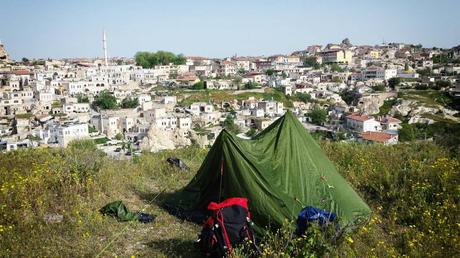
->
[95,189,165,258]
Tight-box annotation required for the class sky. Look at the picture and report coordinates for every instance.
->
[0,0,459,60]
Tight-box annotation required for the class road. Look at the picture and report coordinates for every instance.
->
[302,122,332,132]
[98,144,136,160]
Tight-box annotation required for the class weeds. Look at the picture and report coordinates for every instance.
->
[0,141,459,257]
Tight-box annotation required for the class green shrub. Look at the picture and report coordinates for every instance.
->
[372,84,386,92]
[191,81,205,90]
[307,108,328,125]
[120,96,139,108]
[244,81,258,89]
[294,92,311,103]
[92,90,117,110]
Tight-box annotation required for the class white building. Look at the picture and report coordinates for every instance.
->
[190,102,214,115]
[101,116,121,138]
[162,96,177,105]
[258,101,284,116]
[144,107,192,130]
[63,103,90,113]
[361,68,397,81]
[346,114,382,132]
[138,94,152,104]
[49,123,89,147]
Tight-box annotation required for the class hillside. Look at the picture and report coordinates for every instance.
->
[1,141,459,257]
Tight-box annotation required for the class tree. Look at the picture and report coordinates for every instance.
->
[340,90,360,105]
[417,68,432,77]
[432,54,451,64]
[120,96,139,108]
[115,133,124,141]
[92,90,117,110]
[76,94,89,103]
[244,81,258,90]
[388,77,401,90]
[223,115,240,134]
[434,80,452,90]
[134,51,186,68]
[134,52,151,68]
[330,63,343,72]
[174,54,186,65]
[32,60,45,66]
[303,56,320,69]
[415,83,429,90]
[22,57,29,63]
[246,128,257,137]
[192,81,205,90]
[296,92,311,103]
[404,62,410,71]
[372,84,386,92]
[307,108,328,125]
[399,123,416,141]
[265,69,275,76]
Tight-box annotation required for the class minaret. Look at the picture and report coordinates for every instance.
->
[102,30,108,66]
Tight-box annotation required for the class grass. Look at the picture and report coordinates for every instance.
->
[0,142,207,257]
[377,98,398,116]
[178,90,234,106]
[398,89,453,107]
[400,77,419,83]
[94,137,110,145]
[421,113,457,123]
[178,88,294,107]
[1,140,459,257]
[14,113,33,119]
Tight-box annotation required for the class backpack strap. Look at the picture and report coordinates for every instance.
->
[208,197,248,210]
[216,209,233,254]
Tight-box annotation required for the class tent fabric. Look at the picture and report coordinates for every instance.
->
[166,110,371,231]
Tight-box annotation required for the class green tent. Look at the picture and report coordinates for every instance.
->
[166,110,370,231]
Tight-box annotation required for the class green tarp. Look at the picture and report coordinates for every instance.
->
[100,201,139,221]
[166,111,371,231]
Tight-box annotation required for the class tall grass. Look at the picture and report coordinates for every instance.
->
[0,140,459,257]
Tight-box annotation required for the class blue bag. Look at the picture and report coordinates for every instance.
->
[296,206,336,235]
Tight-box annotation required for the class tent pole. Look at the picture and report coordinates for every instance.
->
[218,157,224,202]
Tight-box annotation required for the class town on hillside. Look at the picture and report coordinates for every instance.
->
[0,38,459,155]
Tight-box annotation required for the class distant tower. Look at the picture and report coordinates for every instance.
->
[102,30,108,66]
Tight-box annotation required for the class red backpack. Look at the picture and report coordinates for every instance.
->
[195,197,256,257]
